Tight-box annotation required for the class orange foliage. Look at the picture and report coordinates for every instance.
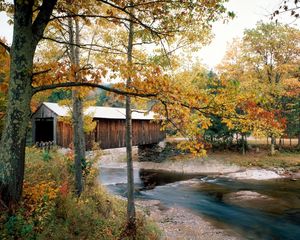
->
[22,181,59,218]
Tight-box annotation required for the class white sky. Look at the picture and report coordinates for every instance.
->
[0,0,298,69]
[199,0,299,69]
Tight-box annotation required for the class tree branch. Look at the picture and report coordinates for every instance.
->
[32,0,58,45]
[32,69,52,76]
[32,82,158,98]
[97,0,171,36]
[42,36,127,55]
[50,13,131,23]
[0,41,11,54]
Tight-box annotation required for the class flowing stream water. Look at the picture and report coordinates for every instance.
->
[99,166,300,240]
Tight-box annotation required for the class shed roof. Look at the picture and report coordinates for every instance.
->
[43,102,157,120]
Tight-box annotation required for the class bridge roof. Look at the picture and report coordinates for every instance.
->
[43,102,157,120]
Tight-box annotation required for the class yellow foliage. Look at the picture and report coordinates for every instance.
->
[22,181,59,215]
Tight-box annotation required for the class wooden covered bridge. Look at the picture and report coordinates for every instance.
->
[32,102,165,150]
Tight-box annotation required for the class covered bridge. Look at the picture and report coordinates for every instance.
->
[32,102,165,150]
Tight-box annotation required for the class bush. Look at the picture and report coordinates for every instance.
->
[0,147,161,240]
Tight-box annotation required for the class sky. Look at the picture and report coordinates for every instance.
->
[0,0,298,69]
[198,0,299,69]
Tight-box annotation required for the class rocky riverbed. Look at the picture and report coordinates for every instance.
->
[98,147,300,240]
[136,200,243,240]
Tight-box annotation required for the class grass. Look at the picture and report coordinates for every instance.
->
[0,147,161,240]
[208,150,300,171]
[164,138,300,171]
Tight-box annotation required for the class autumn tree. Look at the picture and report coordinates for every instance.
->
[0,0,58,208]
[218,22,300,154]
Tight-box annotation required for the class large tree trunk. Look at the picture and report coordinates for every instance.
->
[126,9,136,230]
[68,17,85,196]
[0,0,57,208]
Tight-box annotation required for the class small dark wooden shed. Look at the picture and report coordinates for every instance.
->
[32,102,165,149]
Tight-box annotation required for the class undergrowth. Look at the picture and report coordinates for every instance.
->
[0,147,161,240]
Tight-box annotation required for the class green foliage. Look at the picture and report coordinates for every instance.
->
[42,150,52,162]
[204,115,235,146]
[96,88,125,107]
[281,94,300,138]
[3,215,34,239]
[47,89,72,102]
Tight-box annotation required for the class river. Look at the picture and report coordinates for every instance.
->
[99,166,300,240]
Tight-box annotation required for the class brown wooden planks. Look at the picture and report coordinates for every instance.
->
[39,118,165,150]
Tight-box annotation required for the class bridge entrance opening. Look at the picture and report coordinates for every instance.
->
[35,118,54,143]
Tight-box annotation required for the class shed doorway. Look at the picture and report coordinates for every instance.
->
[35,118,54,142]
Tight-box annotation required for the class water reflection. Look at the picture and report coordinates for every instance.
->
[139,169,200,190]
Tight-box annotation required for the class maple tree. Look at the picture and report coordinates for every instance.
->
[217,22,300,154]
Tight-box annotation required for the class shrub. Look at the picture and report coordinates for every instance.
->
[0,147,161,240]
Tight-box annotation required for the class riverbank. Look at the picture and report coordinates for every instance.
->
[136,200,243,240]
[99,147,300,180]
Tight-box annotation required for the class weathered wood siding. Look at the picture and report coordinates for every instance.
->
[56,119,165,150]
[32,104,57,119]
[94,119,126,149]
[57,121,73,148]
[32,104,165,149]
[94,119,165,149]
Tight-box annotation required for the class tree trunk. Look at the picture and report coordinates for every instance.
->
[270,136,276,155]
[241,133,246,155]
[126,9,136,230]
[278,138,282,151]
[0,0,57,207]
[72,93,85,196]
[68,17,85,196]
